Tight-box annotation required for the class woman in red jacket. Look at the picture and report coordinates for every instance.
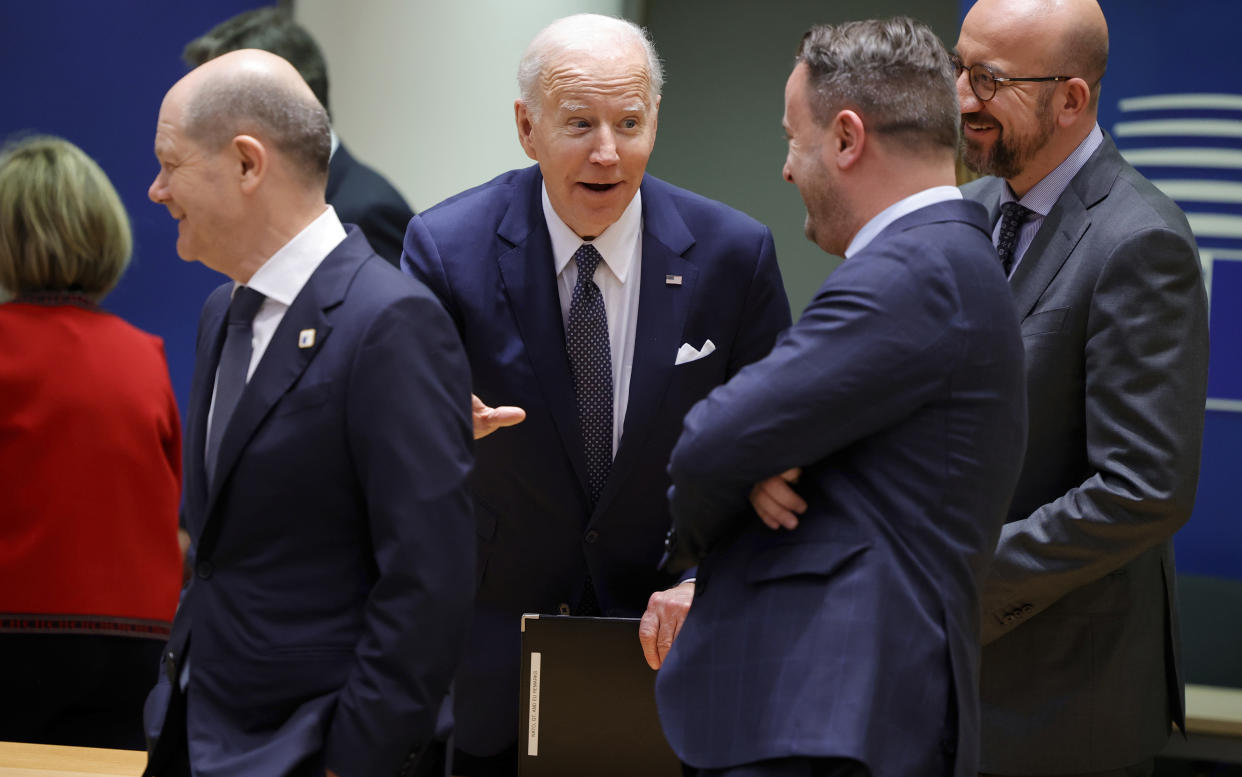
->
[0,136,182,749]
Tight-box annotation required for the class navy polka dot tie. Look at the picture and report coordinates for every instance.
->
[567,243,614,506]
[567,243,611,616]
[996,201,1033,277]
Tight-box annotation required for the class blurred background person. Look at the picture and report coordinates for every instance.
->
[182,7,415,267]
[0,135,183,750]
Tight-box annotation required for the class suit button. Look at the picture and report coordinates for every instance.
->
[197,561,214,579]
[584,530,599,544]
[1022,603,1033,613]
[558,603,571,615]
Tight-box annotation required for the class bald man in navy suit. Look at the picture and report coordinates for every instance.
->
[144,50,472,777]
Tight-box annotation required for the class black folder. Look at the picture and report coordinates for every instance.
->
[517,614,682,777]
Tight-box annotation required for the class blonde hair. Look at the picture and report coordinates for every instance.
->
[0,136,132,301]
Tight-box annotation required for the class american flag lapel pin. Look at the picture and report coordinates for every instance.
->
[298,329,316,349]
[665,274,683,286]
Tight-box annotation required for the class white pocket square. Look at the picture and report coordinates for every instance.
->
[675,339,716,365]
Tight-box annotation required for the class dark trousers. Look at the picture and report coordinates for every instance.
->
[144,683,450,777]
[685,757,871,777]
[452,743,518,777]
[0,633,164,750]
[981,760,1155,777]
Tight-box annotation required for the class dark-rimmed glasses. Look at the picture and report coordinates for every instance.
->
[950,55,1071,102]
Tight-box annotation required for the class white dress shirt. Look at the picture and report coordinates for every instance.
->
[542,184,643,456]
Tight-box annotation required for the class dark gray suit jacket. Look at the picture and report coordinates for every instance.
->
[963,134,1209,774]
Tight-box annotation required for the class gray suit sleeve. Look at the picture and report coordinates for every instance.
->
[981,226,1209,644]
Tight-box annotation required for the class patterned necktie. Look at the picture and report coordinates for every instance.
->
[996,201,1033,277]
[206,286,265,486]
[567,243,614,504]
[566,243,612,617]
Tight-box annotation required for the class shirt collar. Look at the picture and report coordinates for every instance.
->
[1000,123,1103,215]
[543,183,642,284]
[844,185,963,259]
[243,205,347,304]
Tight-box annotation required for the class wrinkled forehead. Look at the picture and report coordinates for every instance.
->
[538,44,654,110]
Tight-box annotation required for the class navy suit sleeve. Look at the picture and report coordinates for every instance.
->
[726,228,792,377]
[669,246,961,562]
[324,292,475,776]
[980,225,1208,643]
[400,215,460,331]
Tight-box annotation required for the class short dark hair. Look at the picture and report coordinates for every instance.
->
[796,17,959,153]
[184,71,331,184]
[183,7,331,116]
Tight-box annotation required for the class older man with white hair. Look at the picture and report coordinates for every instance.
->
[402,13,790,776]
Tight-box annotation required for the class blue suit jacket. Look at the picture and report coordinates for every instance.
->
[401,165,790,755]
[655,200,1027,777]
[144,229,475,777]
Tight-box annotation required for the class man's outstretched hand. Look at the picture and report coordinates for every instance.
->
[472,394,526,439]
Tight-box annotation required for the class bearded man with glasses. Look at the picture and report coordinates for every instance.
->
[955,1,1210,775]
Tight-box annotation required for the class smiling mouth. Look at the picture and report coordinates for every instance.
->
[962,114,997,133]
[581,182,618,192]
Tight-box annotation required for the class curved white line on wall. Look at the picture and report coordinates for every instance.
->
[1187,213,1242,238]
[1121,148,1242,168]
[1153,180,1242,203]
[1119,94,1242,112]
[1114,119,1242,138]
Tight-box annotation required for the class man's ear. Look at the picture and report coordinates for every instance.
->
[1057,78,1092,128]
[831,109,866,170]
[515,100,538,162]
[233,135,266,194]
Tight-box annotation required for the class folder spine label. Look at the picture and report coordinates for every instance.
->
[527,651,542,756]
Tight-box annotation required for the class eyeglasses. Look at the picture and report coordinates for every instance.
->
[950,55,1071,102]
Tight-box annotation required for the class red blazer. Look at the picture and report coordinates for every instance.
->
[0,299,182,637]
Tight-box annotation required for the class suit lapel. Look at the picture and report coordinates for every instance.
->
[1010,137,1121,318]
[201,231,357,522]
[496,172,590,501]
[1009,188,1090,318]
[594,178,697,519]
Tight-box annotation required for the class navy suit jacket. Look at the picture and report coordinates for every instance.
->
[144,229,475,777]
[655,200,1027,777]
[401,165,790,755]
[327,143,415,267]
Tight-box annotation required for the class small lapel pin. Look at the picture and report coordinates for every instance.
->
[298,329,316,349]
[665,274,683,286]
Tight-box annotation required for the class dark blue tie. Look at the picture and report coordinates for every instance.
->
[567,243,613,504]
[996,201,1033,277]
[567,243,612,616]
[206,286,265,486]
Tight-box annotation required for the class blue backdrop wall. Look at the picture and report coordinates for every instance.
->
[1,1,273,413]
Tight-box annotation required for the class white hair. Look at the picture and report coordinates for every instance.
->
[517,14,664,120]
